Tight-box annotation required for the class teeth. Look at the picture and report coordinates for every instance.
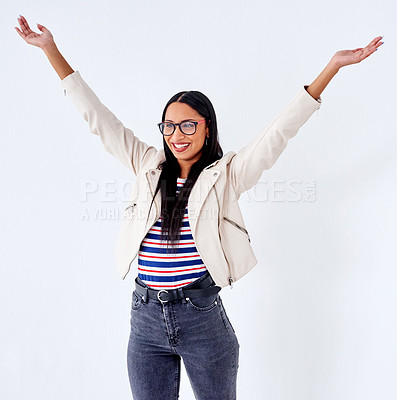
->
[174,143,189,148]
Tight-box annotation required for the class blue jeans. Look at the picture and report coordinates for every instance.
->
[127,272,240,399]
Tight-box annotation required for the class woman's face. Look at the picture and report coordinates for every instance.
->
[163,102,209,166]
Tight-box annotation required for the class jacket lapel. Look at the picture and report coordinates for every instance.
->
[145,166,221,237]
[145,169,162,228]
[188,169,220,237]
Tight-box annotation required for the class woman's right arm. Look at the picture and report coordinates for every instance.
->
[15,16,74,80]
[43,45,74,81]
[15,15,160,175]
[60,70,160,174]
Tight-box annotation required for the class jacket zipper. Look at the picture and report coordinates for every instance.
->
[222,216,251,242]
[223,216,251,288]
[124,203,137,219]
[228,277,234,289]
[213,185,234,289]
[124,203,137,211]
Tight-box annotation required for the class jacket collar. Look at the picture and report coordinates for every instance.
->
[204,158,221,169]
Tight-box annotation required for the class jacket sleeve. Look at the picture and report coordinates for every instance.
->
[61,70,159,175]
[228,85,322,196]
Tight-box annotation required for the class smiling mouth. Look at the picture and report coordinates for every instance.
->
[172,142,190,151]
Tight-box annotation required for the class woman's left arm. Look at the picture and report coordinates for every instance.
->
[228,36,384,196]
[306,36,384,101]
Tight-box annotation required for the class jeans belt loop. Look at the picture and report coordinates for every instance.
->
[141,287,148,303]
[177,287,184,300]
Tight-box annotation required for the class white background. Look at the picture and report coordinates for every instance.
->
[2,1,396,399]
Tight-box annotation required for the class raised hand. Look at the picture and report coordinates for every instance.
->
[15,15,55,50]
[14,15,73,80]
[331,36,384,69]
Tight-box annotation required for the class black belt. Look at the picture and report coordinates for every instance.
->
[134,273,221,303]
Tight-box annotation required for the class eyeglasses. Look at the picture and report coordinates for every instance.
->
[157,119,207,136]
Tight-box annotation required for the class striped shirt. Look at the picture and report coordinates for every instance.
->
[137,177,208,289]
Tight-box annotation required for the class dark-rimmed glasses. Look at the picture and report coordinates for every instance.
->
[157,119,207,136]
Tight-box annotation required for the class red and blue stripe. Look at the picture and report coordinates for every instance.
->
[137,177,208,289]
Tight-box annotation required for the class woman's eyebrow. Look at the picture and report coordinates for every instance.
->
[164,118,196,122]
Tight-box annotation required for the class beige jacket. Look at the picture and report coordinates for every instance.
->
[61,71,322,288]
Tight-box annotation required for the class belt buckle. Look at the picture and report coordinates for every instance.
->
[157,289,169,303]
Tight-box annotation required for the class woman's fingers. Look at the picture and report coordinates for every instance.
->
[366,36,383,49]
[15,15,55,49]
[369,40,384,54]
[368,36,382,47]
[17,17,28,35]
[14,26,24,38]
[361,40,383,61]
[15,22,29,40]
[361,37,383,58]
[17,15,38,37]
[18,16,32,35]
[16,18,29,40]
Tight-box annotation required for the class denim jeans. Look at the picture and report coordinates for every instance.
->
[127,272,240,400]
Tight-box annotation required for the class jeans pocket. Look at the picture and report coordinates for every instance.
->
[186,293,219,312]
[219,298,236,334]
[131,290,143,311]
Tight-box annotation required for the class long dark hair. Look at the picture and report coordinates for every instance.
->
[147,90,223,253]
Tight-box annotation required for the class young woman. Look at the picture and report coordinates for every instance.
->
[15,15,383,400]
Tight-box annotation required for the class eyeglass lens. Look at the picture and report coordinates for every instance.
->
[160,121,196,135]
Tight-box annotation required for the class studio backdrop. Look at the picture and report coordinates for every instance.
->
[2,0,396,399]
